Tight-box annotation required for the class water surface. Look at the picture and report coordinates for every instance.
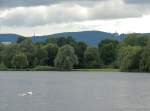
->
[0,71,150,111]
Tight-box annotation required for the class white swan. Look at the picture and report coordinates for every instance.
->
[26,91,33,95]
[18,91,33,96]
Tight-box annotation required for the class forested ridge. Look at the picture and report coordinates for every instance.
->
[0,33,149,72]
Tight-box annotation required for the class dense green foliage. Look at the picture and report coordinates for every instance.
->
[11,53,28,69]
[118,34,150,72]
[43,43,58,66]
[99,39,119,65]
[118,46,142,72]
[54,45,78,70]
[139,40,150,72]
[2,44,21,68]
[0,34,149,72]
[84,47,101,68]
[76,41,87,68]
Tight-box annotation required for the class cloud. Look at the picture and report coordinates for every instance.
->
[0,0,107,9]
[3,15,150,36]
[88,0,144,19]
[0,5,88,26]
[0,0,149,28]
[124,0,150,4]
[0,0,150,35]
[0,0,146,27]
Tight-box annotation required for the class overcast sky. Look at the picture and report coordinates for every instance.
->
[0,0,150,36]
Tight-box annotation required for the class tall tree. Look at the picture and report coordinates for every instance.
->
[84,46,101,68]
[118,46,142,72]
[140,39,150,72]
[19,38,36,67]
[43,43,58,66]
[76,41,87,68]
[11,53,28,69]
[2,44,21,68]
[54,44,78,70]
[35,46,48,65]
[99,39,119,65]
[0,43,4,63]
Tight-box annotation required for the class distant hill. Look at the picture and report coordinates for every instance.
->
[32,31,126,45]
[50,31,125,45]
[0,34,20,42]
[2,31,148,45]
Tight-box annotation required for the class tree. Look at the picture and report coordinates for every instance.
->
[35,46,48,65]
[19,38,36,67]
[17,36,27,43]
[66,37,78,49]
[0,43,4,63]
[124,34,148,46]
[11,53,28,69]
[32,57,38,68]
[54,44,78,70]
[76,41,87,68]
[56,37,67,47]
[118,46,142,72]
[2,44,21,68]
[45,37,57,44]
[99,39,119,65]
[140,39,150,72]
[84,46,101,68]
[43,43,58,66]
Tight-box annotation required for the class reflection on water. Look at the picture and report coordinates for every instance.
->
[0,71,150,111]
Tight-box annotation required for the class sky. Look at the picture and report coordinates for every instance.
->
[0,0,150,36]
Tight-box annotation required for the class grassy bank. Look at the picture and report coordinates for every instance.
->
[74,68,119,72]
[0,67,119,72]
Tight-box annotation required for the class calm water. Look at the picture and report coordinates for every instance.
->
[0,71,150,111]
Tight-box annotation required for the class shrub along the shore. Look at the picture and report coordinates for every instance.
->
[0,34,149,72]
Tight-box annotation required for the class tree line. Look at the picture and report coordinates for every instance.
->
[0,34,149,72]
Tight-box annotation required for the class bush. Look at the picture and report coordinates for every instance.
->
[0,62,8,70]
[32,66,56,71]
[118,46,142,72]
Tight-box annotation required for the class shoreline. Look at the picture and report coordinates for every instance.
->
[0,68,127,72]
[0,68,149,73]
[0,68,119,72]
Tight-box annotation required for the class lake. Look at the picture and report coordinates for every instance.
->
[0,71,150,111]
